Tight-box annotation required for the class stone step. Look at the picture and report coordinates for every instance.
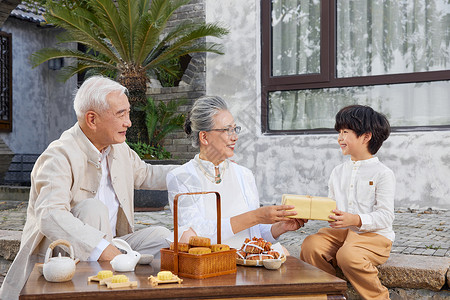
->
[378,253,450,291]
[0,230,21,280]
[0,186,30,201]
[0,230,21,261]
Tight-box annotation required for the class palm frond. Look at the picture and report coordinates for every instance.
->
[83,67,118,80]
[134,0,190,63]
[133,14,165,64]
[44,4,118,60]
[154,61,182,87]
[133,0,170,63]
[118,0,141,56]
[149,0,190,26]
[30,48,116,68]
[30,48,118,82]
[167,42,226,59]
[137,0,151,14]
[90,0,130,61]
[144,22,229,69]
[156,62,181,78]
[32,0,228,97]
[58,63,116,82]
[143,97,158,146]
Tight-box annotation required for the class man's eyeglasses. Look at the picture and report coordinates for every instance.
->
[208,126,241,136]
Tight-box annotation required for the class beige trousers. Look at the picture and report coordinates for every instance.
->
[300,228,392,300]
[72,198,171,259]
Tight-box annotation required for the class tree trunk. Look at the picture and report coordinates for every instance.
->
[118,69,149,144]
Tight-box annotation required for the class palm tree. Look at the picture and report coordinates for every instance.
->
[30,0,228,143]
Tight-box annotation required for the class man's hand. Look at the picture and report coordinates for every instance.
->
[328,209,362,228]
[98,244,122,261]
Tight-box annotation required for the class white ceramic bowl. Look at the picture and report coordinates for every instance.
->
[263,259,282,270]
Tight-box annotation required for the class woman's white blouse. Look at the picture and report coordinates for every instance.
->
[166,155,275,248]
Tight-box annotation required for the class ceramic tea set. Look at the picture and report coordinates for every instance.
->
[42,239,77,282]
[41,238,149,282]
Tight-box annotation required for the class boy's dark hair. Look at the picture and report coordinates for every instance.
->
[335,105,390,155]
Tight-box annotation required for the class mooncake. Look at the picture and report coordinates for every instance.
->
[170,242,190,252]
[111,275,129,283]
[189,236,211,247]
[210,244,230,252]
[188,247,211,255]
[157,271,173,281]
[96,270,113,279]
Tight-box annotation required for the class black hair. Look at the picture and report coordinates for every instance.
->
[335,105,390,155]
[184,112,193,135]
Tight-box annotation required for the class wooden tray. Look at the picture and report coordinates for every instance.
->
[148,274,183,286]
[160,192,237,279]
[105,281,137,289]
[87,275,112,285]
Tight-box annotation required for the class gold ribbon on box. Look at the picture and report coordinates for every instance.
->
[281,194,336,221]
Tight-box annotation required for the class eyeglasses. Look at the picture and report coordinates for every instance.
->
[208,126,241,136]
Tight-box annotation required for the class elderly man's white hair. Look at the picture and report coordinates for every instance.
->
[73,76,128,119]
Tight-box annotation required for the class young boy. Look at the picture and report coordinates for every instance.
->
[300,105,395,300]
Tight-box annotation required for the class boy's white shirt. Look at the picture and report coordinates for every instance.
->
[328,157,395,242]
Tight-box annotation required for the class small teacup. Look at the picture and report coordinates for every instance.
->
[263,259,282,270]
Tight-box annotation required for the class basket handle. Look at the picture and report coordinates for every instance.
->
[172,191,221,275]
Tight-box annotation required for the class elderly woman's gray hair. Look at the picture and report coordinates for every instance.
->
[185,96,228,147]
[73,76,128,119]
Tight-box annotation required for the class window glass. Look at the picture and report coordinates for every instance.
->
[271,0,321,76]
[337,0,450,77]
[268,81,450,130]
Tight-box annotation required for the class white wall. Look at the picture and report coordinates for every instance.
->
[205,0,450,210]
[0,18,77,155]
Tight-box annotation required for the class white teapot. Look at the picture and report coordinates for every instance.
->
[43,239,76,282]
[110,238,141,272]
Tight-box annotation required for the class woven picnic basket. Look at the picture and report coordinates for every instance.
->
[160,191,237,279]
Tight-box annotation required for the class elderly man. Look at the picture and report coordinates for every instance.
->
[1,76,175,299]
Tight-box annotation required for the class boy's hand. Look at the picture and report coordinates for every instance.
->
[328,209,362,228]
[279,218,308,231]
[271,218,308,239]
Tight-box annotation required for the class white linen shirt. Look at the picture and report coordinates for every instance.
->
[87,145,120,261]
[328,157,395,241]
[166,155,275,247]
[96,146,120,236]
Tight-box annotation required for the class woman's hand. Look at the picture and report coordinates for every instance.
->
[271,218,308,239]
[230,205,298,236]
[328,209,362,228]
[255,205,297,224]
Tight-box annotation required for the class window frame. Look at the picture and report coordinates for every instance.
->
[0,31,12,132]
[261,0,450,134]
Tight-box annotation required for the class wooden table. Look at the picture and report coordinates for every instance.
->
[20,257,347,299]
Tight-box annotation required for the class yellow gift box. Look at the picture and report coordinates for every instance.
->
[282,194,336,221]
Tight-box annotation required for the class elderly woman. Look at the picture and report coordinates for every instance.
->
[166,96,305,249]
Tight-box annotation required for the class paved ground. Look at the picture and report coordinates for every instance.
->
[0,200,448,258]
